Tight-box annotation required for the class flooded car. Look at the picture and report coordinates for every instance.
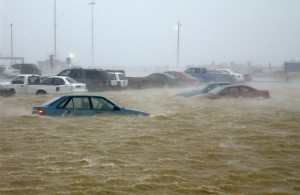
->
[175,82,232,97]
[32,94,151,117]
[191,84,270,99]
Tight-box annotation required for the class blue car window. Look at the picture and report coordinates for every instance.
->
[91,97,114,110]
[62,97,91,109]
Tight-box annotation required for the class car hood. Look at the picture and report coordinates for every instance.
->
[0,82,12,87]
[176,89,205,97]
[190,93,216,99]
[120,107,151,116]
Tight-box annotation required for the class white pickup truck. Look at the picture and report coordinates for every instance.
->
[1,74,74,95]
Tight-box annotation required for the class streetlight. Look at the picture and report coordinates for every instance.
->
[66,53,74,68]
[175,21,181,68]
[54,0,57,58]
[89,1,95,68]
[10,23,13,65]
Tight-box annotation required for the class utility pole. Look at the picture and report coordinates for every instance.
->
[54,0,57,59]
[177,21,181,68]
[89,1,95,68]
[10,23,13,65]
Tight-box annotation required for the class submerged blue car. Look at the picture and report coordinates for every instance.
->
[32,95,151,117]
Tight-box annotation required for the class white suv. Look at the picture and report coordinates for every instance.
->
[108,72,128,89]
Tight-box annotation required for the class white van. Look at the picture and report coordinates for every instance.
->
[108,72,128,89]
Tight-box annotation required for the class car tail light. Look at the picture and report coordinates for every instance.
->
[33,108,46,116]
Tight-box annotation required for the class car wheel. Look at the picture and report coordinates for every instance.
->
[36,90,47,95]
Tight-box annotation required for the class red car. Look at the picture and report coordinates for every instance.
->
[191,84,270,99]
[164,71,199,86]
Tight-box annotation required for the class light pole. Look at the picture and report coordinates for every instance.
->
[66,53,74,68]
[10,23,13,65]
[176,21,181,68]
[54,0,57,59]
[89,1,95,68]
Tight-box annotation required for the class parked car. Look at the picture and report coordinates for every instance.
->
[127,76,149,89]
[217,69,252,83]
[40,76,87,93]
[185,67,232,83]
[10,63,41,75]
[2,66,20,78]
[0,85,15,97]
[32,95,151,117]
[175,82,232,97]
[164,71,199,86]
[108,71,128,89]
[191,84,270,99]
[57,68,110,91]
[0,65,6,77]
[146,73,180,87]
[0,74,81,96]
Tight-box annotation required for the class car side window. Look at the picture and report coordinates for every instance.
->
[58,70,71,77]
[228,87,240,94]
[71,70,81,79]
[60,97,90,109]
[220,88,229,95]
[240,87,250,93]
[28,76,40,84]
[86,71,99,79]
[12,76,25,84]
[186,68,195,73]
[53,78,65,85]
[119,74,126,80]
[109,74,117,80]
[41,78,53,85]
[91,97,114,110]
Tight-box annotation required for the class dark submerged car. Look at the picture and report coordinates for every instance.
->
[146,73,180,87]
[176,82,232,97]
[191,84,270,99]
[164,71,199,86]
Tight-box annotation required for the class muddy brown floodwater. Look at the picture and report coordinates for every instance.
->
[0,82,299,194]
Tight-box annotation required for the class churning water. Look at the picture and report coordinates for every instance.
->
[0,82,299,194]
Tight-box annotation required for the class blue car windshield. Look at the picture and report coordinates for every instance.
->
[41,96,62,106]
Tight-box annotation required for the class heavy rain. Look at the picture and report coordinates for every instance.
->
[1,0,300,194]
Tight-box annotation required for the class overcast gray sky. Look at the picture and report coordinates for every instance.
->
[1,0,300,69]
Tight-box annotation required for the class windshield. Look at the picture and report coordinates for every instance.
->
[41,96,62,106]
[118,73,127,80]
[66,77,78,83]
[207,86,227,95]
